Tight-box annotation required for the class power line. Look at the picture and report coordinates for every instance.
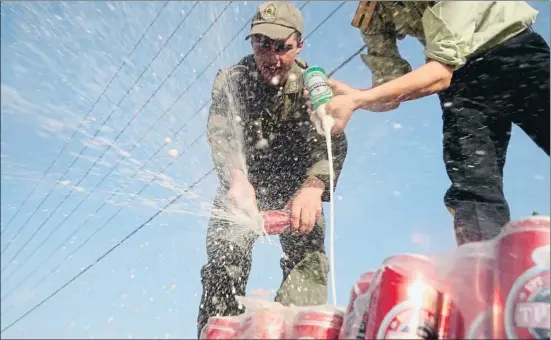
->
[1,1,250,282]
[328,44,366,77]
[305,1,345,42]
[0,168,215,335]
[1,0,348,327]
[0,44,362,334]
[1,0,340,308]
[1,0,312,291]
[0,1,231,276]
[0,130,207,304]
[0,1,196,259]
[0,0,170,242]
[0,0,223,279]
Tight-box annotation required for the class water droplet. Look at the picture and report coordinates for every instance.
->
[168,149,178,158]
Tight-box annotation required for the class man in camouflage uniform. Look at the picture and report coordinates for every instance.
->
[197,1,348,337]
[318,1,549,245]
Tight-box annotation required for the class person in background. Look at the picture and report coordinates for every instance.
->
[197,1,348,337]
[314,1,549,245]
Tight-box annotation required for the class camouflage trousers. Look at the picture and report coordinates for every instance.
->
[196,211,328,338]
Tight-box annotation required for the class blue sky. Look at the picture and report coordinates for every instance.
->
[0,1,549,338]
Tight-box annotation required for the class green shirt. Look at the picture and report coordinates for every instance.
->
[206,55,348,209]
[360,1,538,86]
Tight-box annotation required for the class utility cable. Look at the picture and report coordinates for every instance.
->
[0,1,197,258]
[0,168,214,335]
[0,130,207,304]
[0,0,169,243]
[0,1,229,276]
[1,0,311,288]
[0,45,362,334]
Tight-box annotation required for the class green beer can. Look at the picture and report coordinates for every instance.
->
[303,66,333,111]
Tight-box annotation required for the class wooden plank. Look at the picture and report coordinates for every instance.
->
[351,1,377,32]
[351,1,369,28]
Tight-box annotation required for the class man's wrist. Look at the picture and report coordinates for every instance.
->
[350,89,372,111]
[353,87,401,112]
[229,168,246,182]
[303,176,325,192]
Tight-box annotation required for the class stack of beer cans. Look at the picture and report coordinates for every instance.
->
[200,216,550,339]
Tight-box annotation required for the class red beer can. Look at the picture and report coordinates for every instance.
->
[339,271,376,339]
[200,316,241,339]
[445,244,494,339]
[362,254,452,339]
[292,308,344,339]
[261,210,291,235]
[495,216,550,339]
[237,309,286,339]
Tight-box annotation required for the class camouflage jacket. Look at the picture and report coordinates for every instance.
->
[359,1,538,87]
[206,55,348,210]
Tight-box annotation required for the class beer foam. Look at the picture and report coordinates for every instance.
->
[270,75,281,86]
[322,114,337,306]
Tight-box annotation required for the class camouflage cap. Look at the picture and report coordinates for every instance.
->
[246,1,304,41]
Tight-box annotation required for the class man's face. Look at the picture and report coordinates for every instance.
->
[251,33,303,85]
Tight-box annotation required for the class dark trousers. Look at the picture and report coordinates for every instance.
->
[196,205,328,338]
[438,29,550,245]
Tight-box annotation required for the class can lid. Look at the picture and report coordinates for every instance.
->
[295,310,344,326]
[353,271,376,295]
[358,271,376,281]
[383,253,430,264]
[382,253,434,273]
[208,315,242,327]
[200,325,238,340]
[240,310,285,326]
[304,65,327,76]
[500,216,550,237]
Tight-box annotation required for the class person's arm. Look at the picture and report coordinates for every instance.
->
[206,69,247,188]
[359,4,412,88]
[350,60,453,112]
[306,131,348,202]
[351,2,488,112]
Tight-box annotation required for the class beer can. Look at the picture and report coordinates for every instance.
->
[200,316,241,339]
[362,254,451,339]
[303,66,333,111]
[339,271,376,339]
[495,216,550,339]
[445,247,495,339]
[292,308,344,339]
[237,309,286,339]
[261,210,291,235]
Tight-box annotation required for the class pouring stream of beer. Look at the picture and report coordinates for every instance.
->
[322,112,337,306]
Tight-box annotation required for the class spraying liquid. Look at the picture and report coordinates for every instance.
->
[303,66,338,306]
[322,111,337,306]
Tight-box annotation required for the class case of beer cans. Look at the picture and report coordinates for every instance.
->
[200,216,550,340]
[339,215,550,340]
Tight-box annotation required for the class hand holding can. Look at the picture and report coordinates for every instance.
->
[303,66,334,135]
[261,210,292,235]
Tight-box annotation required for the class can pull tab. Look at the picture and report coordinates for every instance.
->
[260,210,292,235]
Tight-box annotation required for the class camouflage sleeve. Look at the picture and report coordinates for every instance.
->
[359,5,412,87]
[307,131,348,202]
[206,69,247,188]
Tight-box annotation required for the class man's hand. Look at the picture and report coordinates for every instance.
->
[289,176,324,234]
[305,78,361,133]
[227,169,258,216]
